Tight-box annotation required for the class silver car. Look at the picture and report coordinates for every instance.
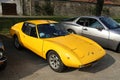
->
[60,16,120,52]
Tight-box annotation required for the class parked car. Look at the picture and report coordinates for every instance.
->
[0,39,7,70]
[10,20,106,72]
[60,16,120,52]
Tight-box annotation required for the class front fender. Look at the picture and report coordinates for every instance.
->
[43,40,82,68]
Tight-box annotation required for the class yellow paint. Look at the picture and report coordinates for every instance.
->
[10,20,106,68]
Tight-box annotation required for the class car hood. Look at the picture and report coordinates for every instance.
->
[46,34,105,63]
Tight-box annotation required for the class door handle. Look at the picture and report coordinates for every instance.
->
[83,28,88,31]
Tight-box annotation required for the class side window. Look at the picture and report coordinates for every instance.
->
[76,18,89,26]
[22,23,31,35]
[30,25,37,37]
[22,23,27,33]
[22,23,37,38]
[88,18,104,29]
[76,18,85,26]
[77,18,104,30]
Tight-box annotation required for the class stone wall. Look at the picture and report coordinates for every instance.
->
[103,5,120,17]
[24,0,120,17]
[53,1,96,16]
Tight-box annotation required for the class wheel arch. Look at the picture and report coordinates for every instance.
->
[13,34,17,38]
[116,42,120,52]
[67,29,76,34]
[45,49,65,64]
[13,33,21,43]
[46,50,57,60]
[46,49,66,72]
[12,33,23,49]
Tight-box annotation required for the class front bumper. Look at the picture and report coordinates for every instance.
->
[79,56,104,69]
[80,60,99,68]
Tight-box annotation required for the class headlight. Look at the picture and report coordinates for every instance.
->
[0,51,3,59]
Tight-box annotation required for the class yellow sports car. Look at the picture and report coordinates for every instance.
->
[10,20,106,72]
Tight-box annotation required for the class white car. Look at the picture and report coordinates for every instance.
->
[60,16,120,52]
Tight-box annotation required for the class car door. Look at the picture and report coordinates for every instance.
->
[81,18,109,48]
[21,22,44,57]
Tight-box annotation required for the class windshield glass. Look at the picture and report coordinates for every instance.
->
[37,23,68,38]
[99,17,120,29]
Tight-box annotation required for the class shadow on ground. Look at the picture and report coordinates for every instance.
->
[0,34,116,78]
[79,53,115,73]
[64,52,115,73]
[0,34,48,80]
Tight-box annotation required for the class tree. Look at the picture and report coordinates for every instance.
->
[44,0,54,15]
[96,0,104,16]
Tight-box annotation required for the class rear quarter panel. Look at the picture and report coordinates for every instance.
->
[10,22,24,45]
[61,22,83,34]
[10,22,24,36]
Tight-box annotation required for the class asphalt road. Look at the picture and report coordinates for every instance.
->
[0,34,120,80]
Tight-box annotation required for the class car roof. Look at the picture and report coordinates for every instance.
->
[63,16,104,22]
[79,16,108,19]
[26,20,57,25]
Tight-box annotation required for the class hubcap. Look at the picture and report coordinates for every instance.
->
[49,54,60,69]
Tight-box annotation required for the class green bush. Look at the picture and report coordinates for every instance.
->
[114,19,120,23]
[0,16,69,34]
[0,16,119,34]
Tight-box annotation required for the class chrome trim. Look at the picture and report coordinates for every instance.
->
[0,57,7,63]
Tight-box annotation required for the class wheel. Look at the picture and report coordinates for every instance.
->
[14,36,22,49]
[117,44,120,53]
[68,29,76,34]
[0,61,7,71]
[47,51,66,72]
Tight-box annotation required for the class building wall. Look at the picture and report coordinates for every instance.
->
[0,0,23,15]
[1,0,119,17]
[103,5,120,17]
[53,1,96,16]
[22,0,31,16]
[28,0,120,17]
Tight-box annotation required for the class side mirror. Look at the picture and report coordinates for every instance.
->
[96,27,104,31]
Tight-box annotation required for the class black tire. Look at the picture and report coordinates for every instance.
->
[117,44,120,53]
[68,29,76,34]
[14,36,22,49]
[47,51,66,72]
[0,61,7,71]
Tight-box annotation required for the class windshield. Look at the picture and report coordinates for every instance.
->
[37,23,68,38]
[99,17,120,29]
